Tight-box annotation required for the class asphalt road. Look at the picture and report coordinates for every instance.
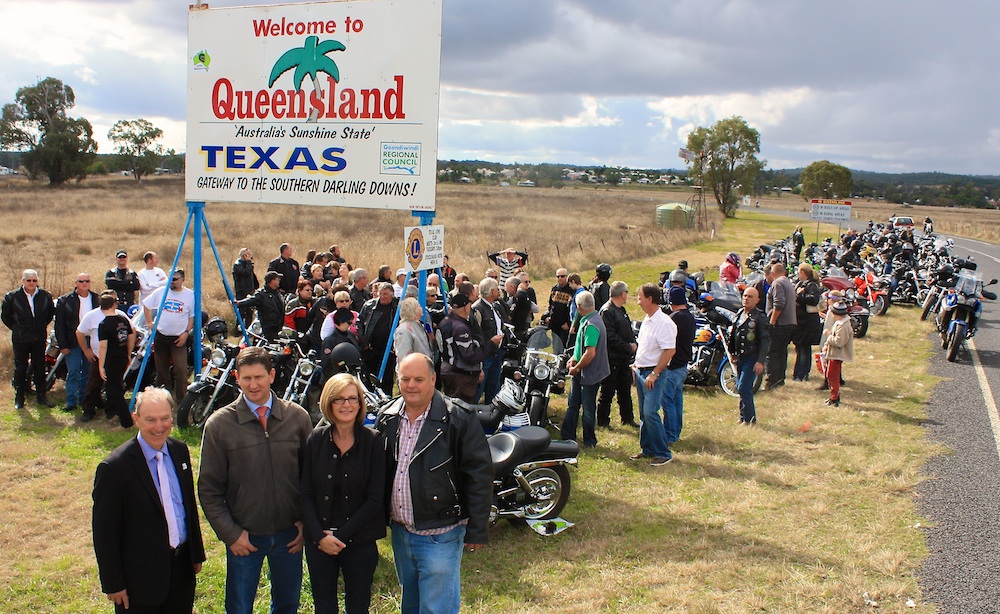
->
[757,207,1000,611]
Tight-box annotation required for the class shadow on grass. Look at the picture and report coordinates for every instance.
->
[464,485,842,609]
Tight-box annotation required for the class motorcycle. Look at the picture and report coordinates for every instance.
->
[820,271,871,339]
[935,264,998,362]
[919,262,958,322]
[176,318,242,428]
[853,263,891,317]
[282,343,323,423]
[464,385,578,522]
[685,282,762,397]
[500,325,569,428]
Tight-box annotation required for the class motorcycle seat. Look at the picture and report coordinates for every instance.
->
[489,426,551,474]
[541,438,580,460]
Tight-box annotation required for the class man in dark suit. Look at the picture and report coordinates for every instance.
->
[92,387,206,613]
[1,268,55,409]
[472,276,508,403]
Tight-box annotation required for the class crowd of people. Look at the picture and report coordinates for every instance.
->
[1,237,866,613]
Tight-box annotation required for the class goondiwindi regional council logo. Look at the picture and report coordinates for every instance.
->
[406,228,425,271]
[193,50,211,71]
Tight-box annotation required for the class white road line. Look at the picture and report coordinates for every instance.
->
[960,247,1000,266]
[969,338,1000,462]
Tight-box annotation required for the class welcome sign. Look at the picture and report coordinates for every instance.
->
[186,0,441,211]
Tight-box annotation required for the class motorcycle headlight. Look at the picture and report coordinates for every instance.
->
[533,363,551,380]
[299,361,315,376]
[211,348,227,367]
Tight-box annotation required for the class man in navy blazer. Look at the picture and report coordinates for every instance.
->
[1,268,55,409]
[92,388,206,613]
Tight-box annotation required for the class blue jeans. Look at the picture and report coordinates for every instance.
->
[64,347,88,407]
[736,358,759,423]
[225,526,303,614]
[561,376,599,447]
[391,523,465,614]
[660,367,685,443]
[636,369,671,459]
[475,353,503,404]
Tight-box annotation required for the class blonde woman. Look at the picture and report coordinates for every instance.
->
[393,297,432,361]
[300,373,385,613]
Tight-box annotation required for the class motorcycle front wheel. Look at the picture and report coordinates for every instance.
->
[871,295,888,317]
[851,314,869,339]
[919,291,937,322]
[521,465,571,520]
[528,394,549,427]
[947,323,965,362]
[720,359,763,398]
[177,391,213,428]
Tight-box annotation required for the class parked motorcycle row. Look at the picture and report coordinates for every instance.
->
[744,221,997,363]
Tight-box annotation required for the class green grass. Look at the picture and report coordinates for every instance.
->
[0,211,944,612]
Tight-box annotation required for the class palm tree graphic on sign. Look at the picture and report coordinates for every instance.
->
[268,35,346,122]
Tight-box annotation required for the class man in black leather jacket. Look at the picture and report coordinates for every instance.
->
[597,281,638,428]
[374,353,492,614]
[236,271,285,340]
[357,283,398,394]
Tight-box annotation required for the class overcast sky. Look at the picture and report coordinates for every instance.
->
[2,0,997,175]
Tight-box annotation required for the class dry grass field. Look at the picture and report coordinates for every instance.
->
[0,179,947,612]
[0,177,717,377]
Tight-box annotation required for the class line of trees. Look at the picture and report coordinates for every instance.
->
[0,77,170,184]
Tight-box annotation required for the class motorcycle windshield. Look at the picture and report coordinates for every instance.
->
[525,328,564,355]
[954,272,979,296]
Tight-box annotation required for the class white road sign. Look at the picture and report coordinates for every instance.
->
[810,199,852,222]
[186,0,441,211]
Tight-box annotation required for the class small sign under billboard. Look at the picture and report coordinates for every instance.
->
[404,224,443,272]
[810,199,852,222]
[186,0,441,211]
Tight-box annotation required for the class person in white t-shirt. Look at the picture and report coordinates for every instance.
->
[76,290,128,422]
[137,251,167,306]
[630,283,677,466]
[143,268,195,402]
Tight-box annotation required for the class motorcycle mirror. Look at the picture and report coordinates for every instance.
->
[989,279,998,286]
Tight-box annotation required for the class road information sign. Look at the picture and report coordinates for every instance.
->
[404,224,443,272]
[810,199,852,222]
[186,0,442,211]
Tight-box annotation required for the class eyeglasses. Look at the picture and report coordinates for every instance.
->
[24,279,38,283]
[331,396,360,406]
[336,298,351,303]
[77,279,91,283]
[171,277,182,282]
[556,275,567,278]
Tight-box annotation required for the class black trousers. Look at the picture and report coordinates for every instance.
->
[104,359,132,427]
[113,542,196,614]
[597,363,634,425]
[305,539,378,614]
[12,339,45,398]
[82,359,107,416]
[766,324,795,389]
[363,349,395,395]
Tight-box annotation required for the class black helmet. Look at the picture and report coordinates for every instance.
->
[851,239,863,251]
[326,341,363,371]
[936,264,954,280]
[596,263,612,281]
[204,317,229,341]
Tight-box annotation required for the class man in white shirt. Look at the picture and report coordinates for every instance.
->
[137,252,168,306]
[144,269,195,402]
[630,283,677,466]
